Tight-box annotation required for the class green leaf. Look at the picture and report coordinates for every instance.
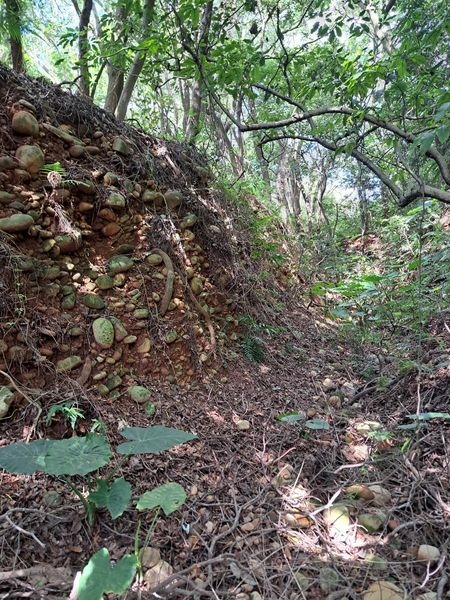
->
[276,411,306,423]
[436,123,450,144]
[435,101,450,121]
[77,548,136,600]
[304,419,330,430]
[117,426,196,455]
[406,412,450,421]
[89,478,132,520]
[417,130,435,153]
[0,439,51,474]
[0,435,111,476]
[44,435,112,476]
[136,482,187,516]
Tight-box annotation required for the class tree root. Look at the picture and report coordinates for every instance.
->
[150,248,174,316]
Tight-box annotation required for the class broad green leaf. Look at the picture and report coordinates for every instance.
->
[435,101,450,121]
[304,419,330,430]
[77,548,136,600]
[436,123,450,144]
[417,130,435,153]
[0,439,51,474]
[117,426,196,455]
[89,477,132,520]
[44,435,112,476]
[136,482,187,516]
[276,411,306,423]
[0,435,111,476]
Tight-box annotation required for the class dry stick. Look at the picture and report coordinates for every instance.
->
[2,514,45,549]
[0,369,42,441]
[149,248,174,316]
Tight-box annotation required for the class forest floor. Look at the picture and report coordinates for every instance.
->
[0,65,449,599]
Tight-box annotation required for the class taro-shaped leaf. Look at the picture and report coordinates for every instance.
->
[0,439,51,474]
[304,419,330,430]
[0,435,111,476]
[44,435,112,476]
[77,547,136,600]
[136,482,186,516]
[89,477,132,520]
[117,426,196,455]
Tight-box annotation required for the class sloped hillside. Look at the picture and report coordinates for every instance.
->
[0,67,448,600]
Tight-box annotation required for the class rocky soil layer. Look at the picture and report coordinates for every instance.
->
[0,67,253,421]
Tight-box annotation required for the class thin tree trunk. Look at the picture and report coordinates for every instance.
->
[105,67,124,113]
[186,0,213,143]
[78,0,93,97]
[115,0,155,121]
[104,2,127,113]
[5,0,24,72]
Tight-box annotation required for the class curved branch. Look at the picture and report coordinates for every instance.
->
[261,134,450,206]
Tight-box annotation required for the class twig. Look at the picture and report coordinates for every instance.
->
[3,514,45,549]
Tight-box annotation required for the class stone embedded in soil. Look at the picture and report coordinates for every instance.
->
[0,213,34,233]
[78,202,94,213]
[115,243,134,255]
[92,317,115,349]
[322,377,336,391]
[417,544,440,562]
[105,192,126,210]
[146,253,163,265]
[61,293,76,309]
[123,335,137,344]
[56,355,82,372]
[0,191,16,204]
[105,374,122,391]
[96,275,114,290]
[15,144,44,173]
[362,580,403,600]
[190,277,203,295]
[12,110,39,136]
[129,385,151,403]
[143,560,173,587]
[81,293,106,309]
[358,512,385,533]
[0,156,15,171]
[107,254,134,275]
[142,190,164,206]
[323,504,350,535]
[164,330,178,344]
[69,145,85,158]
[137,337,152,353]
[367,484,391,507]
[237,419,250,430]
[55,232,82,253]
[180,213,198,229]
[140,547,161,569]
[164,190,182,209]
[102,222,122,237]
[0,387,14,418]
[104,172,118,185]
[110,317,128,341]
[112,137,131,155]
[133,308,149,319]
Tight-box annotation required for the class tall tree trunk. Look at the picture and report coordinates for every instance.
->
[104,2,127,113]
[105,67,124,113]
[115,0,155,121]
[186,0,213,143]
[5,0,24,72]
[78,0,93,97]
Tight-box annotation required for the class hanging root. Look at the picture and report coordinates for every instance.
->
[150,248,175,316]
